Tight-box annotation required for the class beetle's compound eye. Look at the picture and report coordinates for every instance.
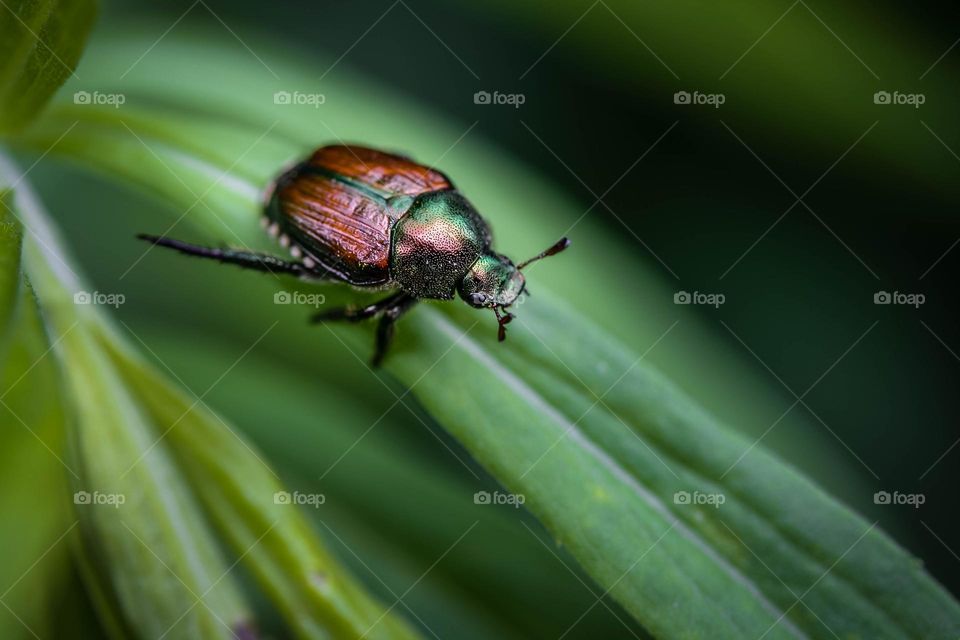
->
[469,292,489,307]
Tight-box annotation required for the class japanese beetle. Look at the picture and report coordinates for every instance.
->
[140,145,569,365]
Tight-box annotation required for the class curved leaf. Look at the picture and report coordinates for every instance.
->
[106,335,421,640]
[0,0,97,134]
[0,188,22,342]
[0,192,75,639]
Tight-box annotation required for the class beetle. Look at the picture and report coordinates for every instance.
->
[139,145,569,366]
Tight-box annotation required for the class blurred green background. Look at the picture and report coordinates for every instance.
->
[5,0,959,637]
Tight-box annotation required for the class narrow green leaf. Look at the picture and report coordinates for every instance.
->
[0,289,73,640]
[0,188,22,342]
[393,299,960,639]
[4,157,255,640]
[104,334,422,640]
[63,328,254,640]
[0,0,97,134]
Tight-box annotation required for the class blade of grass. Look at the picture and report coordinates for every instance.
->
[0,0,97,134]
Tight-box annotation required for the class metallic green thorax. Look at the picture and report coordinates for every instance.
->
[391,190,492,299]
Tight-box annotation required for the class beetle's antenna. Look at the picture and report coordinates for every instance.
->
[517,237,571,270]
[494,306,513,342]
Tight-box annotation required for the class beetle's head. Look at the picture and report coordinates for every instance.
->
[459,253,525,309]
[457,237,570,341]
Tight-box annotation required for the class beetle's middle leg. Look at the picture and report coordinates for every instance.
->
[312,292,417,366]
[373,295,419,367]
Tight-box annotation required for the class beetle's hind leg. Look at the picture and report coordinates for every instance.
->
[138,234,322,278]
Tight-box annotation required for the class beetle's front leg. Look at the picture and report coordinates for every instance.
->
[372,296,418,367]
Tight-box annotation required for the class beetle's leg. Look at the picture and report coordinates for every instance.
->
[138,234,317,278]
[310,291,409,323]
[372,295,418,367]
[494,306,514,342]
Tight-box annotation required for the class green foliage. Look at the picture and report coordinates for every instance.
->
[0,189,75,639]
[0,189,22,342]
[0,0,97,134]
[8,26,958,640]
[1,2,958,638]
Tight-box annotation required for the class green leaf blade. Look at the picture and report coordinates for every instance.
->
[394,299,959,639]
[0,0,97,134]
[0,187,23,344]
[106,335,422,640]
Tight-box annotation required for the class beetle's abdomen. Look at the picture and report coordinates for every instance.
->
[269,170,393,284]
[265,145,456,285]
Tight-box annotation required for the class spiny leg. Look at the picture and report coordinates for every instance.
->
[138,234,318,278]
[373,295,418,367]
[311,290,409,323]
